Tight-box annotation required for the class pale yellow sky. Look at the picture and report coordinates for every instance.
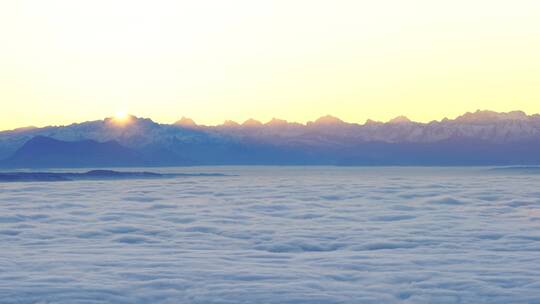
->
[1,0,540,130]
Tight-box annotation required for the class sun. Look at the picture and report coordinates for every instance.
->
[115,110,128,120]
[112,110,132,125]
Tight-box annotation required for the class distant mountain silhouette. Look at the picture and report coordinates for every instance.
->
[308,115,345,126]
[174,116,198,128]
[1,136,144,168]
[388,115,412,124]
[242,119,263,127]
[1,110,540,167]
[0,169,229,182]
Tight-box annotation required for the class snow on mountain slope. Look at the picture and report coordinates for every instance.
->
[1,110,540,164]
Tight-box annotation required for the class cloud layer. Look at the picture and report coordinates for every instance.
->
[1,167,540,303]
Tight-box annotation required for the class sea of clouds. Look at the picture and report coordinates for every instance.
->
[1,167,540,303]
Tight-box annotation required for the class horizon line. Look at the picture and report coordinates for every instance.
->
[2,109,539,132]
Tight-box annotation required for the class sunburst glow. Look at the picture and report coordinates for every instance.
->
[114,111,128,121]
[112,110,131,126]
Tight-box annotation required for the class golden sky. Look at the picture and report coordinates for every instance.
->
[1,0,540,130]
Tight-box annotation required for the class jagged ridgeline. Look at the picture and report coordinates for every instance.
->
[1,110,540,167]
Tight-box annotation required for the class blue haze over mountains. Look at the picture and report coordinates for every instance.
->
[1,110,540,167]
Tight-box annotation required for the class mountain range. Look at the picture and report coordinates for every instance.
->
[1,110,540,167]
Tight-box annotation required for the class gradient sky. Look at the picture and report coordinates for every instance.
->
[1,0,540,130]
